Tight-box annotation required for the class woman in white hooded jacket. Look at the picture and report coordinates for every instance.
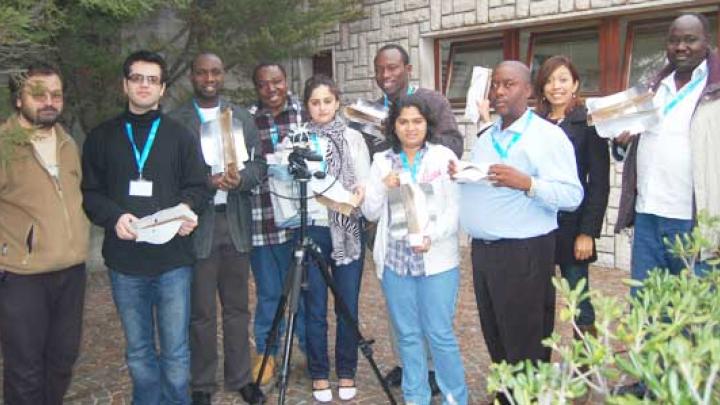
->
[362,95,467,405]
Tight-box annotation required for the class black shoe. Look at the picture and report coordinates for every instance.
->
[615,381,648,398]
[191,391,212,405]
[428,370,441,397]
[239,382,266,404]
[384,366,403,387]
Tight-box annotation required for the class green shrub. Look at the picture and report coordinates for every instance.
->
[487,214,720,404]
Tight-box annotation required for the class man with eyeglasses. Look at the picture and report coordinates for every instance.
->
[81,50,210,405]
[169,53,266,405]
[0,63,89,405]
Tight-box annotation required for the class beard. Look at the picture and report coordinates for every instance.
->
[20,105,61,128]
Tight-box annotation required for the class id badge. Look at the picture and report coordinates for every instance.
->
[129,178,153,197]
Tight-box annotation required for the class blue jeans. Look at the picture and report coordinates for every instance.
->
[250,241,306,355]
[559,263,595,326]
[109,266,191,405]
[631,213,693,295]
[302,226,364,380]
[382,267,468,405]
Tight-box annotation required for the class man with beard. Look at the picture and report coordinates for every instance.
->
[451,61,582,402]
[82,50,209,404]
[0,63,90,405]
[170,53,266,405]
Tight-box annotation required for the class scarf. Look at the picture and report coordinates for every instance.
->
[308,115,362,265]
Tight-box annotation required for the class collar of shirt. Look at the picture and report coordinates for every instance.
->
[492,108,532,140]
[660,59,708,96]
[250,93,302,117]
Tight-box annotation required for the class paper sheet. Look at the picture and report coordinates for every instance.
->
[464,66,492,123]
[133,204,198,245]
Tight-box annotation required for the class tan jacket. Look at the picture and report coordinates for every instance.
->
[0,117,89,274]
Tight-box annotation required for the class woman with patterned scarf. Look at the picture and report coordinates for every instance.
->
[300,74,370,402]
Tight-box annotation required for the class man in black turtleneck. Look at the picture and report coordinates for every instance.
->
[81,50,209,405]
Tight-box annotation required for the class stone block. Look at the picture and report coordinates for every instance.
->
[442,0,453,15]
[516,0,529,17]
[324,32,340,45]
[350,33,358,48]
[575,0,590,9]
[390,8,430,26]
[606,207,618,226]
[431,0,442,30]
[380,1,396,15]
[442,13,466,29]
[464,11,477,25]
[334,49,354,63]
[453,0,477,13]
[590,0,612,7]
[477,0,489,23]
[358,34,368,65]
[529,0,558,16]
[489,4,516,21]
[608,187,621,209]
[489,0,503,6]
[371,5,381,30]
[560,0,574,11]
[340,24,350,48]
[405,0,430,9]
[596,236,615,253]
[409,24,420,46]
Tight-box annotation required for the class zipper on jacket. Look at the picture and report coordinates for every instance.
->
[30,134,78,259]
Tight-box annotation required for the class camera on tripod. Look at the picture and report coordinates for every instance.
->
[287,146,324,180]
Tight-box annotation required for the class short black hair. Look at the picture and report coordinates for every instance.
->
[8,62,63,111]
[375,44,410,66]
[386,94,436,153]
[673,13,712,39]
[303,74,340,107]
[122,50,168,84]
[190,52,224,73]
[252,62,287,86]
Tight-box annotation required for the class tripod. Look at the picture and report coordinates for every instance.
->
[254,151,397,404]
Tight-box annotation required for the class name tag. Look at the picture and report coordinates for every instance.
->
[129,179,153,197]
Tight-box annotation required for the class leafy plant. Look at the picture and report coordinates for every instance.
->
[487,214,720,404]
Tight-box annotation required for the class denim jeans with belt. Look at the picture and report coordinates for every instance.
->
[301,225,364,380]
[110,266,191,405]
[382,267,468,405]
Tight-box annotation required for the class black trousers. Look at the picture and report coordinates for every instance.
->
[471,233,556,365]
[0,263,87,405]
[190,213,251,392]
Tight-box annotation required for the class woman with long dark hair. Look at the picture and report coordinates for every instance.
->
[534,55,610,336]
[362,95,467,405]
[300,74,370,403]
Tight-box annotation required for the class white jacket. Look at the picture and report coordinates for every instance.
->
[362,143,460,279]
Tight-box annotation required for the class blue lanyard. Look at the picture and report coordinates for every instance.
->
[310,133,327,171]
[490,111,533,160]
[662,70,707,115]
[192,100,207,124]
[400,149,424,183]
[269,124,280,147]
[124,118,161,179]
[384,85,416,108]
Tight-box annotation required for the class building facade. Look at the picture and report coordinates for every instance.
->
[303,0,720,270]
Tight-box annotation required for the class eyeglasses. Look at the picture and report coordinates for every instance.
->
[127,73,162,86]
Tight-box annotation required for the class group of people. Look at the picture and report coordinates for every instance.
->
[0,11,717,405]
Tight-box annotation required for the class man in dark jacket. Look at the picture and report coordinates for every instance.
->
[169,53,266,405]
[82,50,209,405]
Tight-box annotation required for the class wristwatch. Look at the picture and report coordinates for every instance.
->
[525,176,536,198]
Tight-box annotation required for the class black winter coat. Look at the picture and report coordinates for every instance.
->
[545,106,610,265]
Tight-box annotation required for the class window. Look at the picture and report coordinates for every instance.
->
[528,29,600,93]
[442,39,503,104]
[435,6,720,107]
[312,50,334,78]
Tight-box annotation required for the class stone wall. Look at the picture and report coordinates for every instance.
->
[305,0,710,270]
